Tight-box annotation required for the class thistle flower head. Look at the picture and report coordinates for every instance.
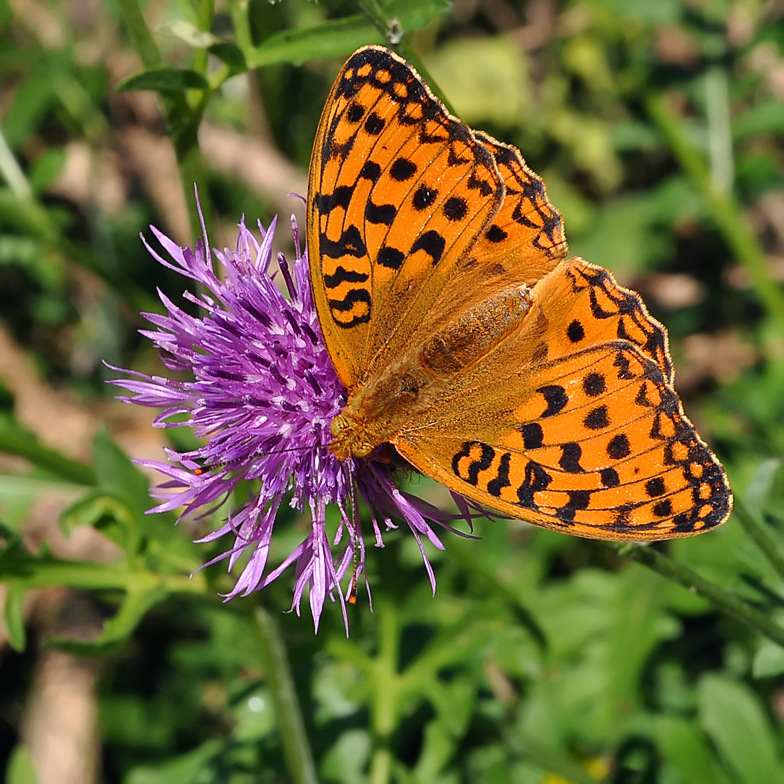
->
[110,208,475,631]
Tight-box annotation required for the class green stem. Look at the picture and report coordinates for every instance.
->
[115,0,213,242]
[610,542,784,648]
[251,605,319,784]
[114,0,162,68]
[733,498,784,582]
[369,599,400,784]
[0,417,95,486]
[192,0,215,77]
[645,92,784,331]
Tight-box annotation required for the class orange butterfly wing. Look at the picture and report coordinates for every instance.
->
[394,258,732,540]
[308,47,731,541]
[306,46,564,388]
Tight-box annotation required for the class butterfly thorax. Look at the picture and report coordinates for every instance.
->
[329,286,534,461]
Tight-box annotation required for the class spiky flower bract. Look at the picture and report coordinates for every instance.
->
[110,210,475,631]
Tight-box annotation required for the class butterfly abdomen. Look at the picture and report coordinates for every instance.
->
[418,287,533,376]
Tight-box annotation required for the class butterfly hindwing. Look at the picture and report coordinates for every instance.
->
[394,259,731,540]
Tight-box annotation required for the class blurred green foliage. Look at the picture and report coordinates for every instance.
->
[1,0,784,783]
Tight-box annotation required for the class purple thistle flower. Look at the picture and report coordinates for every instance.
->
[109,208,477,632]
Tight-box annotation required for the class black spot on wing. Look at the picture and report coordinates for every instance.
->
[364,112,385,134]
[452,441,495,485]
[560,490,591,522]
[360,161,381,182]
[486,224,508,243]
[390,157,417,181]
[583,405,610,430]
[315,185,354,213]
[323,266,369,289]
[346,102,365,123]
[600,467,620,488]
[520,423,544,450]
[328,288,371,327]
[607,433,631,460]
[517,461,552,507]
[365,200,397,225]
[567,320,585,343]
[411,231,445,264]
[559,442,584,473]
[320,225,366,258]
[413,185,439,210]
[645,477,666,497]
[487,453,512,497]
[377,246,405,270]
[443,196,468,221]
[653,499,673,517]
[583,372,606,397]
[537,385,568,417]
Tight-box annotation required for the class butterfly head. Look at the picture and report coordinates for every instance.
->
[329,404,375,461]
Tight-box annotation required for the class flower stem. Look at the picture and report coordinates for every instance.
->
[645,92,784,332]
[114,0,162,68]
[345,0,455,112]
[610,542,784,648]
[251,604,319,784]
[369,598,400,784]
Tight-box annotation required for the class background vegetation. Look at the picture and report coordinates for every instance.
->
[2,0,784,782]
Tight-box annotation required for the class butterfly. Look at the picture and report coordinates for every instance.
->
[306,45,732,541]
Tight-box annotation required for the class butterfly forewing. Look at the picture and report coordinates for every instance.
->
[470,132,567,277]
[308,46,504,387]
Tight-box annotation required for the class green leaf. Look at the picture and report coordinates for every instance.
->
[28,148,67,195]
[247,0,449,68]
[4,583,26,652]
[0,414,94,485]
[382,0,451,32]
[733,100,784,141]
[5,744,38,784]
[752,640,784,678]
[1,73,57,150]
[47,580,169,656]
[60,492,136,550]
[424,36,529,127]
[698,674,784,784]
[157,19,219,49]
[125,739,224,784]
[208,42,247,74]
[654,715,732,784]
[87,433,198,572]
[248,17,383,68]
[115,66,208,95]
[320,729,370,784]
[92,431,150,515]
